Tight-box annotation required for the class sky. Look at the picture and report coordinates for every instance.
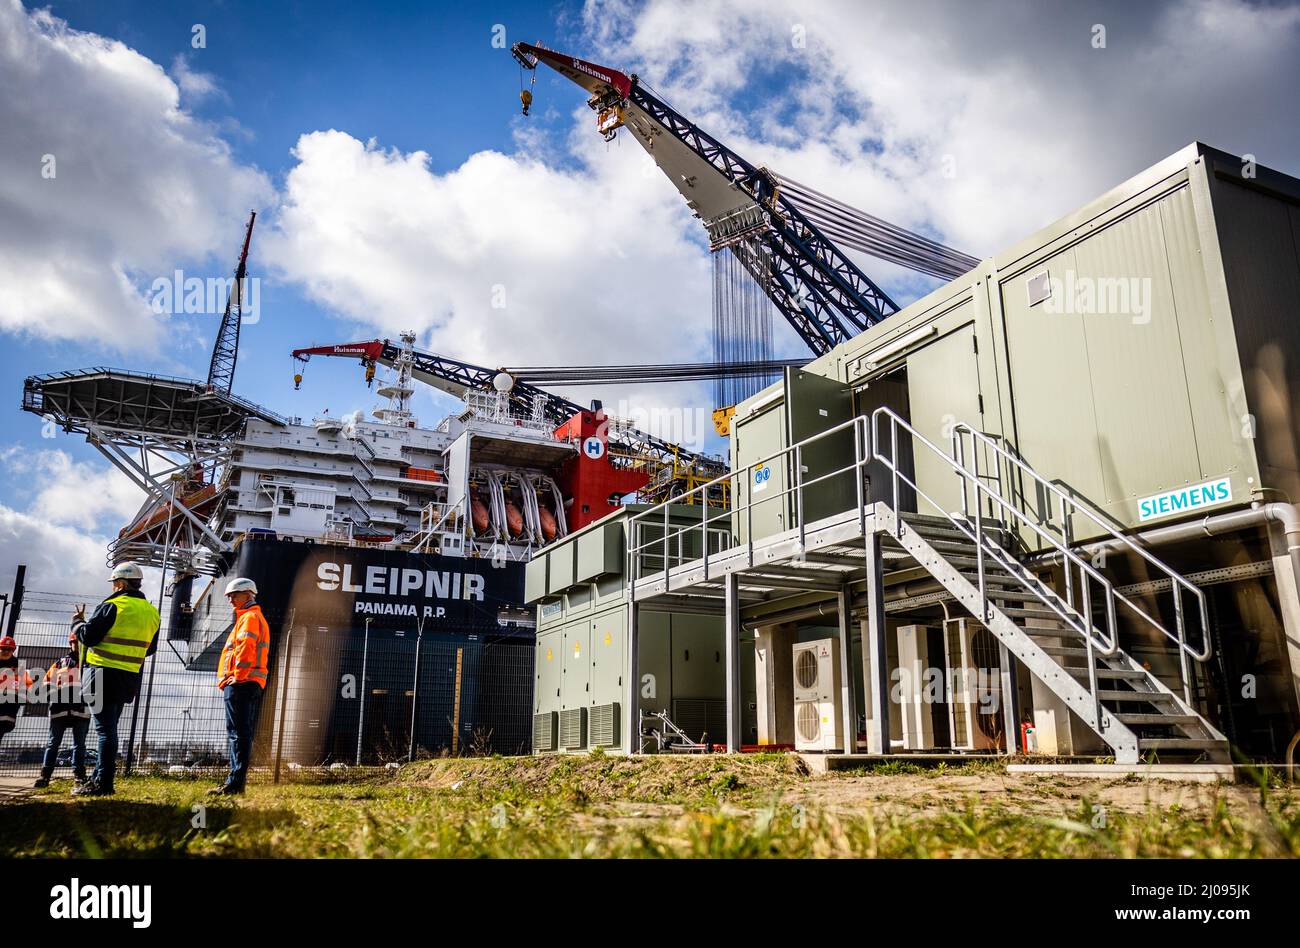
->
[1,0,1299,599]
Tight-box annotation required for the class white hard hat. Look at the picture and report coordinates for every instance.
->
[224,577,258,596]
[111,562,144,581]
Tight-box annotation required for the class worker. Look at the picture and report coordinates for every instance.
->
[34,630,89,788]
[0,636,34,750]
[211,578,270,795]
[71,562,160,797]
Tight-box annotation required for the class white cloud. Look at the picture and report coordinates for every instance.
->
[13,450,145,532]
[583,0,1300,256]
[170,54,225,103]
[0,0,273,351]
[263,128,730,445]
[0,448,161,599]
[0,505,113,598]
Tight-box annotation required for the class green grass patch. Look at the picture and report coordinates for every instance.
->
[4,757,1298,859]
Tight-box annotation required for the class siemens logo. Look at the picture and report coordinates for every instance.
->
[1137,478,1231,522]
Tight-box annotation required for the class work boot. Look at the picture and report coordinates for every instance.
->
[33,776,50,789]
[207,783,244,796]
[71,780,113,797]
[74,772,87,783]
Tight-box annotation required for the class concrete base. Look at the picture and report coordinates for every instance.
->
[796,754,1239,782]
[1008,763,1236,783]
[799,752,1013,773]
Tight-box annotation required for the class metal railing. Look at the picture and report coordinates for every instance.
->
[951,422,1211,693]
[627,415,873,595]
[627,407,1212,711]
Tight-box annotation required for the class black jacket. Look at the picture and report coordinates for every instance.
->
[43,650,88,719]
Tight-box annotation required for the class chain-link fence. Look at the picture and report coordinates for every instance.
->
[0,590,534,783]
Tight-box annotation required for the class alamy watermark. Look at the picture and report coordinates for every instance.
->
[1037,269,1152,325]
[149,270,260,323]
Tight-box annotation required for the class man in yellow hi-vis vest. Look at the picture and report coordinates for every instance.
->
[71,562,160,797]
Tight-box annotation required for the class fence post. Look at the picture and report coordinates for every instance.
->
[273,614,294,784]
[355,617,371,766]
[408,621,424,762]
[451,646,464,755]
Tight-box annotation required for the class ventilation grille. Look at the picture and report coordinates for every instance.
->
[589,703,619,747]
[559,707,586,750]
[672,698,724,745]
[532,711,557,753]
[795,648,819,690]
[796,701,822,743]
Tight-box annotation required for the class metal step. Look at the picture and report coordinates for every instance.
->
[1064,667,1148,682]
[1037,645,1091,658]
[1117,713,1204,726]
[1138,738,1225,751]
[1098,689,1177,705]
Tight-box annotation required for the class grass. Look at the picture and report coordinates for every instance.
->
[3,755,1298,858]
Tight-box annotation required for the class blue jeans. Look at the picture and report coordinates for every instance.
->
[90,700,125,790]
[223,681,264,789]
[41,715,89,778]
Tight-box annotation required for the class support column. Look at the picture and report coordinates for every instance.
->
[725,572,742,752]
[754,622,796,745]
[837,586,859,753]
[624,601,640,754]
[1267,519,1300,718]
[863,533,891,755]
[999,642,1020,755]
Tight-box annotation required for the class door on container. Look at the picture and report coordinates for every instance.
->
[905,325,985,519]
[733,401,789,544]
[590,610,625,708]
[785,367,857,526]
[561,619,591,711]
[535,628,561,713]
[999,250,1106,546]
[855,369,917,513]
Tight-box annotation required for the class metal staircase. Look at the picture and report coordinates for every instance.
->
[627,405,1230,764]
[872,409,1228,763]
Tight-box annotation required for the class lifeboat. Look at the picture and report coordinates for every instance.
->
[119,483,221,544]
[538,505,558,541]
[504,499,524,538]
[470,495,491,535]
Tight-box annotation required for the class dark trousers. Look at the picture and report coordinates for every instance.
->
[90,700,125,790]
[41,715,89,778]
[223,681,264,789]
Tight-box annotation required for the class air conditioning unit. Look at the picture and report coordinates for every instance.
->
[943,618,1005,751]
[792,637,842,752]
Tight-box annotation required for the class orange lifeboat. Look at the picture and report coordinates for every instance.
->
[538,505,558,541]
[119,483,221,544]
[504,499,524,538]
[470,495,491,535]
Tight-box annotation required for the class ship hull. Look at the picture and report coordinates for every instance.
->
[202,539,534,762]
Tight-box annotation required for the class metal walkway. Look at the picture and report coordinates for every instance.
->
[626,408,1229,764]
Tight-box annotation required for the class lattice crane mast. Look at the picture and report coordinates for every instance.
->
[207,211,256,395]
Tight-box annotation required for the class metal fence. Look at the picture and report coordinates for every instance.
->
[0,591,534,783]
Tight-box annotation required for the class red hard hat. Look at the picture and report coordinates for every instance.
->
[0,637,15,650]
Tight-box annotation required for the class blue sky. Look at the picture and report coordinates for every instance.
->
[3,0,1299,594]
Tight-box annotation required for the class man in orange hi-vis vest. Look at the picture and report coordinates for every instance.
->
[211,578,271,795]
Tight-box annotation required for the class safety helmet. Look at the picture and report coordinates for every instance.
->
[111,562,144,582]
[224,577,258,597]
[68,629,79,645]
[0,636,16,651]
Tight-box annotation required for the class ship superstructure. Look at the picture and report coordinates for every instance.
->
[221,333,575,563]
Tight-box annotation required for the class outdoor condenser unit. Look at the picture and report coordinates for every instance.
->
[943,618,1004,751]
[792,637,842,752]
